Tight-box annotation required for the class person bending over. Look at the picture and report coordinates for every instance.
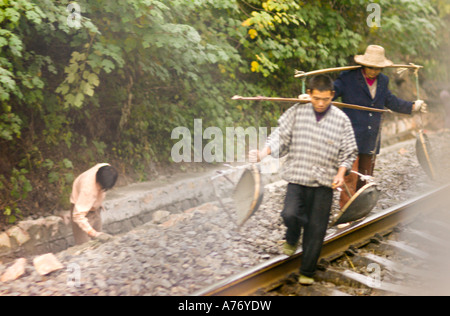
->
[70,163,118,245]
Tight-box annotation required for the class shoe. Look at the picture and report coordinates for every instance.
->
[282,242,298,256]
[299,274,314,285]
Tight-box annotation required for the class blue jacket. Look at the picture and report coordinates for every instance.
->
[334,69,413,154]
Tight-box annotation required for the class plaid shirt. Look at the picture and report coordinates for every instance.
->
[268,103,357,188]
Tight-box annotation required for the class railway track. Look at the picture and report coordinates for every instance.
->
[193,183,450,296]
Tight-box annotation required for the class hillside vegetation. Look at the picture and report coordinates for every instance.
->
[0,0,449,226]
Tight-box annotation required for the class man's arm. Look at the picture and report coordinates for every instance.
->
[72,207,100,238]
[249,104,298,162]
[333,73,345,101]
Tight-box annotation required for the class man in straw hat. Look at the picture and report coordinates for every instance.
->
[334,45,427,208]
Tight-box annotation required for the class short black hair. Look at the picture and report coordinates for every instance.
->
[307,74,334,92]
[96,165,118,191]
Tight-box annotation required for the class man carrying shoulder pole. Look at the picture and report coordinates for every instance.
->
[333,45,427,208]
[250,75,357,285]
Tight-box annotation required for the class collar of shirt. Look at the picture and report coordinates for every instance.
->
[313,104,331,122]
[362,69,377,86]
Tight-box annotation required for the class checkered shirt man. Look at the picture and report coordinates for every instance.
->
[268,103,358,187]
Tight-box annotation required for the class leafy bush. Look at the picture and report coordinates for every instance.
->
[0,0,447,225]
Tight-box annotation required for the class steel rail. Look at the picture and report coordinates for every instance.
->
[193,183,450,296]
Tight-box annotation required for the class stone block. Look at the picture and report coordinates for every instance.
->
[152,210,170,224]
[0,232,11,254]
[6,226,30,247]
[43,216,64,238]
[33,253,63,276]
[1,258,27,282]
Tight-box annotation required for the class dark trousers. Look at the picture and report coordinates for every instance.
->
[281,184,333,277]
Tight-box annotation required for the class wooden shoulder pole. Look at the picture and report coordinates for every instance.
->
[231,95,390,113]
[294,63,423,78]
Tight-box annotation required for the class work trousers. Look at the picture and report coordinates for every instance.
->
[70,204,102,245]
[281,183,333,277]
[339,154,376,209]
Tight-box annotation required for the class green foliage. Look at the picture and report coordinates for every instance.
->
[43,158,74,208]
[0,168,31,223]
[239,0,361,78]
[0,0,447,225]
[0,108,21,140]
[238,0,441,84]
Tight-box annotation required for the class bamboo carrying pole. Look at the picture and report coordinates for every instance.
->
[231,95,391,113]
[294,63,423,78]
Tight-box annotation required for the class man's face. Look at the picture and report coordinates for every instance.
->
[308,89,334,113]
[364,66,382,79]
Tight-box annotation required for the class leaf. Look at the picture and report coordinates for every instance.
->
[73,92,84,107]
[48,171,59,184]
[42,159,54,169]
[25,10,42,24]
[101,59,115,73]
[4,206,11,216]
[64,93,75,107]
[83,82,95,97]
[66,71,77,84]
[56,83,70,95]
[0,36,7,48]
[5,8,20,23]
[22,181,32,194]
[87,73,99,86]
[62,158,73,169]
[8,35,23,57]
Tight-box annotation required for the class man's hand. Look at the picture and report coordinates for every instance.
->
[332,167,347,189]
[332,175,345,189]
[94,232,113,243]
[298,93,311,102]
[249,150,261,163]
[249,147,271,163]
[413,100,427,113]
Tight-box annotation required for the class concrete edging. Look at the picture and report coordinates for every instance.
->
[0,165,244,261]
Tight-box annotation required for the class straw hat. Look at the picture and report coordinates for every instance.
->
[354,45,393,68]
